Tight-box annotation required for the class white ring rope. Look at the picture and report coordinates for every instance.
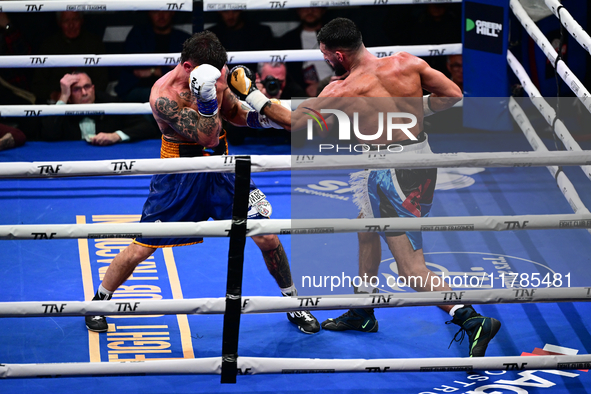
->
[0,98,464,118]
[1,53,183,68]
[0,0,191,12]
[510,0,591,114]
[1,151,590,179]
[225,44,461,63]
[1,287,591,317]
[1,213,590,240]
[507,50,591,182]
[0,0,192,12]
[0,101,294,117]
[1,354,590,378]
[0,43,458,116]
[0,100,291,116]
[203,0,462,11]
[0,102,152,117]
[509,97,591,224]
[507,50,544,100]
[545,0,591,56]
[0,44,461,69]
[1,1,586,380]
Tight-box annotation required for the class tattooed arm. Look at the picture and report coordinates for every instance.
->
[220,86,249,127]
[152,95,222,147]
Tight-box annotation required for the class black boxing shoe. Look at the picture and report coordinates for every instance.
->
[447,305,501,357]
[287,310,320,334]
[85,315,108,333]
[321,308,379,333]
[85,289,111,333]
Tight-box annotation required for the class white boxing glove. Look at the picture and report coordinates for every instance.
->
[189,64,221,116]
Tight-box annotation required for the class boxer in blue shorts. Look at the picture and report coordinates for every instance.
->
[85,31,320,335]
[350,133,436,252]
[134,158,270,248]
[309,18,501,357]
[134,171,268,248]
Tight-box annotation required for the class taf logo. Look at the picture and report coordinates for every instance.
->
[26,4,43,11]
[38,164,61,175]
[30,57,47,64]
[111,161,136,172]
[164,57,180,64]
[269,54,287,62]
[84,57,101,65]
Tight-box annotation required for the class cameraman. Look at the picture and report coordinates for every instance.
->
[225,62,305,145]
[255,62,306,99]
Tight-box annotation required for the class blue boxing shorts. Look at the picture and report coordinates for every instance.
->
[133,172,271,248]
[350,132,436,250]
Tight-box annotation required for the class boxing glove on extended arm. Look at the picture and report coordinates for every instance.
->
[227,65,271,114]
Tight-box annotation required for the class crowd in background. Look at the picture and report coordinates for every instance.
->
[0,5,463,150]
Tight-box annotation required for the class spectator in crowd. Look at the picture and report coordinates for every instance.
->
[209,11,275,71]
[32,11,108,104]
[381,4,460,74]
[0,124,26,151]
[255,62,306,99]
[115,11,191,103]
[41,72,160,145]
[411,4,461,74]
[411,5,461,44]
[447,54,463,92]
[351,5,395,48]
[385,4,461,47]
[0,12,34,102]
[0,12,40,140]
[281,7,333,97]
[209,10,274,51]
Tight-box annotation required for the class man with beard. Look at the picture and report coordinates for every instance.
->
[280,7,331,97]
[313,18,501,357]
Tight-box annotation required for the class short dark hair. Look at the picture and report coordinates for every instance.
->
[70,71,90,78]
[257,62,285,75]
[317,18,362,52]
[181,31,227,71]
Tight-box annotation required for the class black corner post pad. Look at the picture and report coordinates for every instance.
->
[221,156,251,383]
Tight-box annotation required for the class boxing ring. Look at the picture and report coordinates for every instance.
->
[1,0,591,393]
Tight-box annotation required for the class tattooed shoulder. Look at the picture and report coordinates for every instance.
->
[178,91,196,105]
[155,97,180,120]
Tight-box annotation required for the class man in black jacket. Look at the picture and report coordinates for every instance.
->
[32,12,109,104]
[41,72,160,145]
[280,7,331,97]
